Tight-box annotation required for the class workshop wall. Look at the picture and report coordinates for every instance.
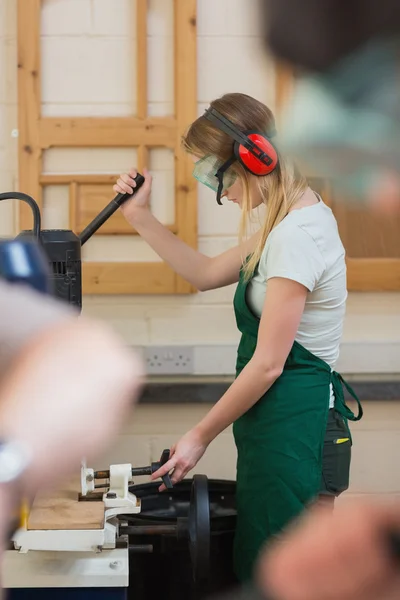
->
[1,0,400,495]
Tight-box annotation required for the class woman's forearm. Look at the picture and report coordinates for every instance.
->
[195,357,282,445]
[130,210,212,291]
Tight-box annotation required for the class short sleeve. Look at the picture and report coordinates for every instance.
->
[260,224,326,292]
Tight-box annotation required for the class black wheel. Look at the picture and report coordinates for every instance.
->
[188,474,211,584]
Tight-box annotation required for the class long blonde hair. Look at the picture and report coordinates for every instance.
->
[182,93,308,278]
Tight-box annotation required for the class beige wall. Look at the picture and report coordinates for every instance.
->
[1,0,400,494]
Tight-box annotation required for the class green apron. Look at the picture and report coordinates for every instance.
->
[232,267,363,582]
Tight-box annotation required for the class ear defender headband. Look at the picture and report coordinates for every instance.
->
[204,107,279,204]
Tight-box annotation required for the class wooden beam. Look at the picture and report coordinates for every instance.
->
[17,0,42,230]
[173,0,198,294]
[136,0,148,119]
[347,258,400,291]
[82,262,178,295]
[40,175,120,185]
[38,117,177,148]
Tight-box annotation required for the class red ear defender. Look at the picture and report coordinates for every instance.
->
[204,107,279,178]
[234,132,278,176]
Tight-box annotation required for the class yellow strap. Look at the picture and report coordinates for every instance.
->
[334,438,350,445]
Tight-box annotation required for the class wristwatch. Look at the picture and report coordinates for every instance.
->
[0,439,32,486]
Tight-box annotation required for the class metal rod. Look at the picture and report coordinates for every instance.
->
[94,466,151,479]
[94,470,110,479]
[128,544,154,554]
[131,467,152,477]
[120,525,178,536]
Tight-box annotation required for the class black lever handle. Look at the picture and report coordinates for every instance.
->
[79,173,145,246]
[151,449,173,490]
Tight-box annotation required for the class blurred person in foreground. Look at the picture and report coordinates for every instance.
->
[261,0,400,213]
[0,280,144,560]
[218,496,400,600]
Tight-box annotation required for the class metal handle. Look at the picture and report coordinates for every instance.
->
[79,173,145,245]
[151,449,173,489]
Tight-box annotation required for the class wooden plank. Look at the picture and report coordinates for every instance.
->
[38,117,177,148]
[17,0,42,230]
[82,262,177,294]
[28,480,104,531]
[136,0,148,119]
[173,0,198,294]
[41,175,119,185]
[347,258,400,291]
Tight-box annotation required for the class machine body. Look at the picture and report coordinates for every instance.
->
[0,175,145,309]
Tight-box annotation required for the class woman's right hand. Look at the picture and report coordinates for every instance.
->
[113,167,152,224]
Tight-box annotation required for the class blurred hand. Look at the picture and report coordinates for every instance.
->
[257,498,400,600]
[0,318,144,496]
[151,428,208,491]
[113,167,152,224]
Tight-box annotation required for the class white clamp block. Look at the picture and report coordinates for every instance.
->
[104,464,141,517]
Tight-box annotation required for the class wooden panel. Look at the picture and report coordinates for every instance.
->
[82,261,178,295]
[73,184,134,234]
[17,0,42,230]
[335,205,400,259]
[173,0,197,294]
[28,480,104,531]
[41,174,119,185]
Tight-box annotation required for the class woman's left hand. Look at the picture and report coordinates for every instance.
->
[151,428,208,491]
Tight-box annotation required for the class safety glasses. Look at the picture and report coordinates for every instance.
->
[192,155,237,204]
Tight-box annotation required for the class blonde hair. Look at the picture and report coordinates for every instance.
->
[182,93,308,279]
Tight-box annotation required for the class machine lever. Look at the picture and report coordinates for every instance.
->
[94,449,173,489]
[151,449,173,489]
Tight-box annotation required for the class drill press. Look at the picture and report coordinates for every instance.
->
[0,173,144,309]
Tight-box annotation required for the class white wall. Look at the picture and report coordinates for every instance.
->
[1,0,400,493]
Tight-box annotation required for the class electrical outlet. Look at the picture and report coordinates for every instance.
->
[144,346,194,375]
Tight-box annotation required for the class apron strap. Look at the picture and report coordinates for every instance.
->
[331,371,363,421]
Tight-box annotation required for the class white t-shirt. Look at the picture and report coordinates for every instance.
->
[246,199,347,409]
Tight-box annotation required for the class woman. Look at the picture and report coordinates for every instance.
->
[114,93,363,582]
